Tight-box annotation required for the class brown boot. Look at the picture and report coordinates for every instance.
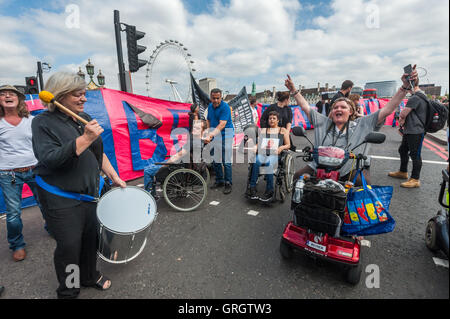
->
[388,171,408,179]
[400,178,420,188]
[12,248,26,262]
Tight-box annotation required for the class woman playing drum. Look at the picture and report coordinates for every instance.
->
[32,72,126,299]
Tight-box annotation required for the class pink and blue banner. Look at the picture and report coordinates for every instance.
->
[0,90,408,213]
[1,88,192,213]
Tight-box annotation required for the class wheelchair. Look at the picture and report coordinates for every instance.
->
[240,124,295,204]
[150,157,210,212]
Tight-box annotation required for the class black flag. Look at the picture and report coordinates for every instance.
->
[190,72,210,120]
[127,102,162,129]
[228,86,254,133]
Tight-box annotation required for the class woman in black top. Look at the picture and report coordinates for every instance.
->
[248,111,290,201]
[260,91,294,151]
[32,72,126,299]
[260,91,292,130]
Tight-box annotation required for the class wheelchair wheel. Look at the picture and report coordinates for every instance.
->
[273,175,286,203]
[202,166,211,185]
[163,168,207,212]
[283,152,295,194]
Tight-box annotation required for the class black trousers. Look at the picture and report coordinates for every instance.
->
[398,133,425,179]
[42,201,100,299]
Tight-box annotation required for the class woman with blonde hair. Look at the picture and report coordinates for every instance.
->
[32,71,126,299]
[0,85,46,262]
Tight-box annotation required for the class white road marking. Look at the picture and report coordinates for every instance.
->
[370,155,448,165]
[432,257,449,268]
[136,184,144,187]
[360,240,371,248]
[247,210,259,216]
[209,201,220,206]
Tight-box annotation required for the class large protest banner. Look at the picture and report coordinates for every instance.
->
[0,91,407,213]
[0,88,192,213]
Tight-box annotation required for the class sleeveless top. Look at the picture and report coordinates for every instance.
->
[259,127,284,156]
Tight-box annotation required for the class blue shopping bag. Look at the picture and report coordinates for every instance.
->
[342,170,395,236]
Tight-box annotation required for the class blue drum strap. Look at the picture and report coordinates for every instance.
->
[35,175,105,202]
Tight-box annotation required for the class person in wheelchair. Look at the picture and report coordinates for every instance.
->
[247,111,290,201]
[144,104,207,195]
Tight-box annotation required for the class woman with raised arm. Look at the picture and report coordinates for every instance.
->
[285,65,418,185]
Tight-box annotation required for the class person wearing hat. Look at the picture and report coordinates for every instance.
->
[0,85,46,262]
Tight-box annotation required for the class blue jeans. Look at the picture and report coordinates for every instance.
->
[250,154,278,192]
[211,137,233,184]
[0,169,45,251]
[143,162,164,193]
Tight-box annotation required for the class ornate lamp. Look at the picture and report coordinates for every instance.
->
[97,70,105,87]
[77,67,85,80]
[86,59,95,77]
[80,59,105,90]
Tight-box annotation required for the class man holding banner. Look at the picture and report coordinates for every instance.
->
[204,88,234,194]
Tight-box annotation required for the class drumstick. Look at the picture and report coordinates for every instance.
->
[39,91,89,125]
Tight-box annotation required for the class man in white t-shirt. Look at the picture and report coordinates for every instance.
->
[0,85,46,262]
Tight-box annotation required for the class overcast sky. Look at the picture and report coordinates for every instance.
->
[1,0,448,101]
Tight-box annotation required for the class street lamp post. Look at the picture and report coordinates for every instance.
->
[80,59,105,90]
[37,61,52,91]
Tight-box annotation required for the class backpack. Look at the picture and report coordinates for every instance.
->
[414,92,449,133]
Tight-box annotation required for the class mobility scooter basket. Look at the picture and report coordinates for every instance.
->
[292,177,347,237]
[293,203,343,237]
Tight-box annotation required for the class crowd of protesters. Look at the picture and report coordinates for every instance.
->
[1,63,448,299]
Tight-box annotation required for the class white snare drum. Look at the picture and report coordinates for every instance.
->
[96,186,157,264]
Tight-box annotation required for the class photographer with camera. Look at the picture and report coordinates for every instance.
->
[388,64,427,188]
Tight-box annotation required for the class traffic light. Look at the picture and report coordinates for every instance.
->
[125,25,147,73]
[25,76,39,94]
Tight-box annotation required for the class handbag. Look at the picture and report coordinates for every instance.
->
[341,170,395,236]
[302,180,347,212]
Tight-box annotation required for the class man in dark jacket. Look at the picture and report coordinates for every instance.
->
[330,80,354,107]
[388,73,426,188]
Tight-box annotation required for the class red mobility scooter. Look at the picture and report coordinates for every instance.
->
[280,126,386,284]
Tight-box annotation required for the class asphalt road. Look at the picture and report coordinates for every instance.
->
[0,126,448,300]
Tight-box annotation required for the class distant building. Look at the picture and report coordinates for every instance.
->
[199,78,217,96]
[351,87,364,96]
[419,84,441,96]
[364,81,397,98]
[225,82,344,105]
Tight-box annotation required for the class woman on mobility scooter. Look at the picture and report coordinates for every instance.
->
[285,66,418,185]
[280,67,418,284]
[247,111,291,202]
